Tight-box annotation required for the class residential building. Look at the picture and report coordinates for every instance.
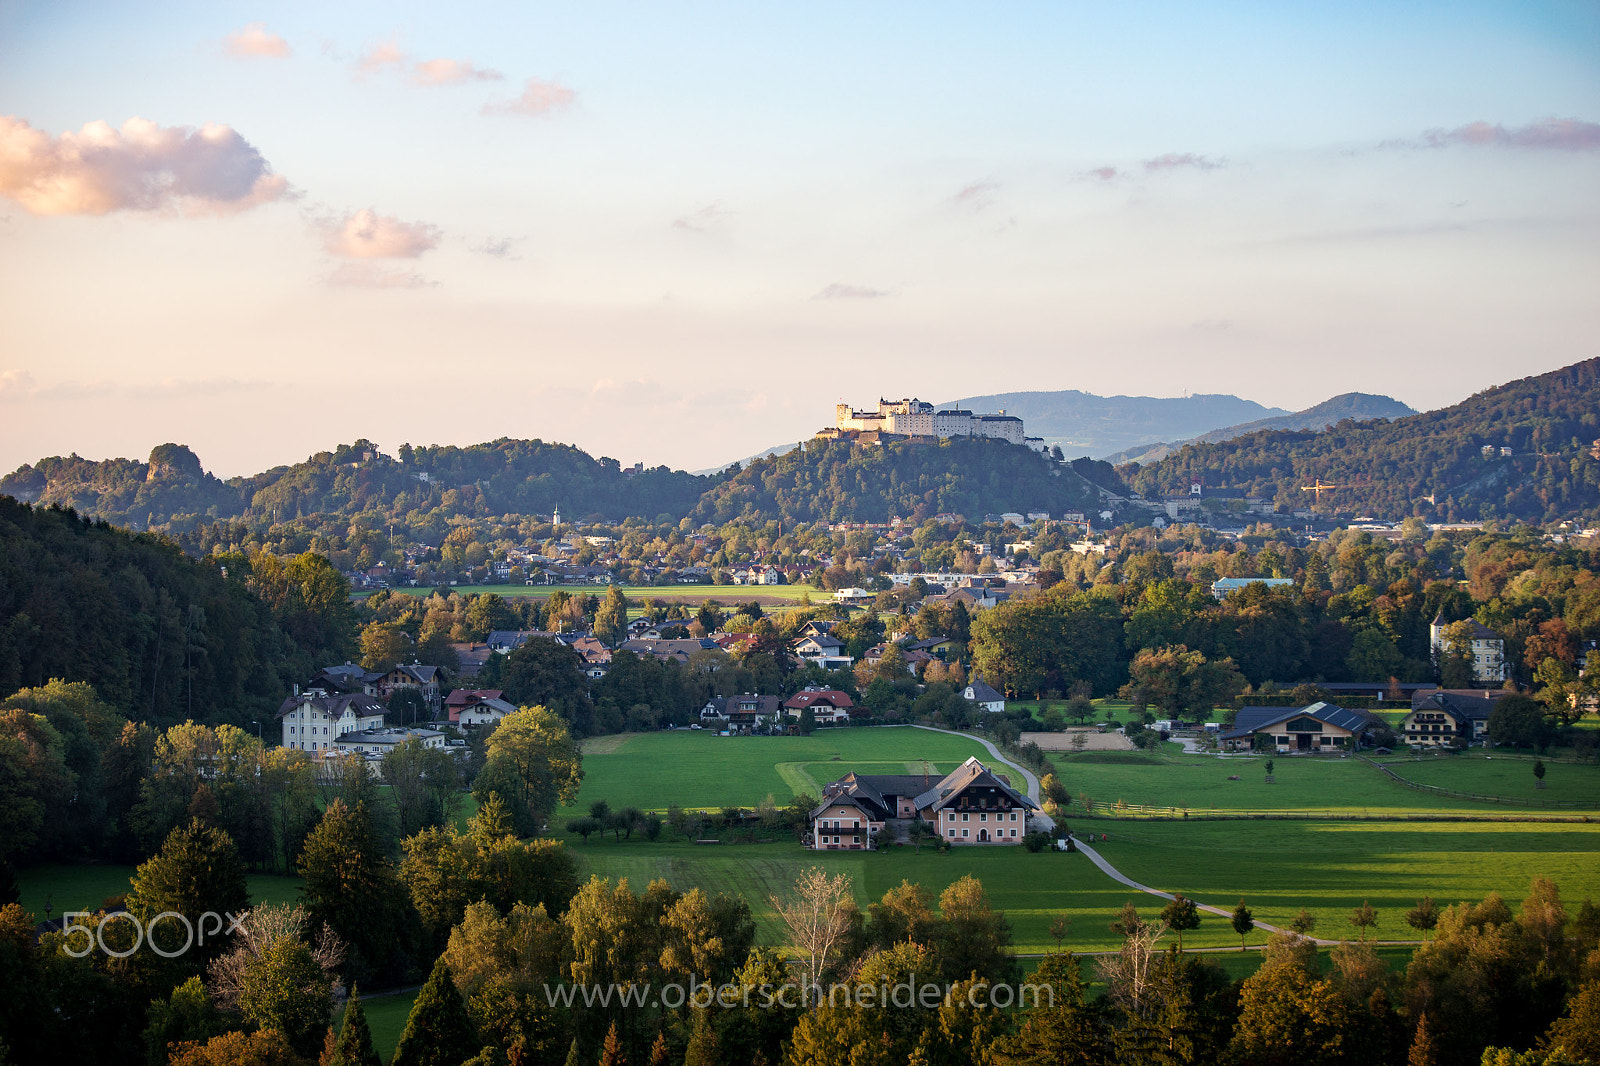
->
[277,691,387,753]
[793,633,853,671]
[699,694,783,731]
[809,756,1042,850]
[784,688,856,726]
[1400,690,1502,748]
[963,677,1006,713]
[1429,614,1508,684]
[444,688,503,722]
[458,697,518,729]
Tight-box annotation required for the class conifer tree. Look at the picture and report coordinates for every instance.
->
[684,1007,719,1066]
[598,1021,627,1066]
[391,959,478,1066]
[328,985,382,1066]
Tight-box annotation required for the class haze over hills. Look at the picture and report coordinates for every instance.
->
[938,390,1294,458]
[1103,392,1419,465]
[1,363,1595,534]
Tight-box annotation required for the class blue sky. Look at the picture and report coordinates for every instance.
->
[1,1,1597,475]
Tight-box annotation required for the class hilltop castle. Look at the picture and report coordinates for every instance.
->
[822,397,1043,450]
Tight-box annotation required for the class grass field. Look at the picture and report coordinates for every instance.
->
[15,865,304,923]
[1082,819,1600,943]
[563,727,997,816]
[352,990,416,1062]
[1051,747,1600,815]
[1373,751,1600,806]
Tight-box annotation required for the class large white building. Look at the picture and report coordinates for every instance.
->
[833,398,1028,446]
[276,690,387,752]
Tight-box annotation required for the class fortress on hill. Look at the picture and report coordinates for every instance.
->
[822,397,1044,450]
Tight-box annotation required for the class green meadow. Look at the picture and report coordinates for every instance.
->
[566,727,997,814]
[1051,748,1600,816]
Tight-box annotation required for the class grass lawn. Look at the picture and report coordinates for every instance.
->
[1048,749,1600,815]
[351,989,417,1062]
[1079,820,1600,943]
[562,727,998,816]
[15,865,304,923]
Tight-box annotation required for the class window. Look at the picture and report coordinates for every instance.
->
[962,829,969,838]
[980,813,987,822]
[1010,829,1017,837]
[962,813,969,822]
[947,828,955,837]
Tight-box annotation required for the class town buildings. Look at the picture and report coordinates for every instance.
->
[809,756,1042,849]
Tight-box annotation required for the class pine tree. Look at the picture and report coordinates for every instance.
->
[563,1037,583,1066]
[598,1021,627,1066]
[391,959,478,1066]
[648,1031,671,1066]
[684,1008,719,1066]
[1408,1011,1437,1066]
[328,985,382,1066]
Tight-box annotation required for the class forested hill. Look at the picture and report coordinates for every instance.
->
[1125,358,1600,524]
[0,497,350,725]
[0,438,714,533]
[689,436,1103,524]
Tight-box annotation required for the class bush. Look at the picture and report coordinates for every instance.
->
[1023,832,1052,853]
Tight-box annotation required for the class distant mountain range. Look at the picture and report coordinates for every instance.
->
[1101,392,1418,465]
[939,389,1293,458]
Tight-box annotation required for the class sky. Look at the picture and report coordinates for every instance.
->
[1,1,1597,478]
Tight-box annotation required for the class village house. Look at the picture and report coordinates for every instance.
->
[792,633,853,670]
[1220,702,1376,753]
[699,694,784,732]
[371,662,442,713]
[444,688,503,722]
[809,756,1042,850]
[783,688,856,726]
[1399,690,1502,748]
[458,696,518,729]
[963,677,1007,713]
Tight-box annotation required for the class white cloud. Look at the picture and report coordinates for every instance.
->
[672,203,727,232]
[1144,152,1223,171]
[0,115,289,216]
[1394,117,1600,151]
[224,23,291,59]
[483,77,578,117]
[475,236,520,258]
[321,208,441,258]
[950,180,998,211]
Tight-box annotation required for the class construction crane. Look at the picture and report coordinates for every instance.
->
[1300,479,1370,503]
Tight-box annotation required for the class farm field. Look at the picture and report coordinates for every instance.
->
[565,727,998,815]
[1052,748,1600,815]
[1081,819,1600,944]
[1372,751,1600,806]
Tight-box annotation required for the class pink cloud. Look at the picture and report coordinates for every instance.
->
[1084,166,1121,182]
[224,22,291,59]
[355,40,407,76]
[411,58,503,86]
[483,77,578,117]
[0,115,289,216]
[321,208,441,258]
[1411,118,1600,151]
[951,180,999,210]
[1143,153,1222,171]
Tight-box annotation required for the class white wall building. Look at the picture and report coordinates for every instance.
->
[276,691,387,753]
[834,398,1026,444]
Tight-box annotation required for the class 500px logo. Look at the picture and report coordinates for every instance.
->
[61,911,244,959]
